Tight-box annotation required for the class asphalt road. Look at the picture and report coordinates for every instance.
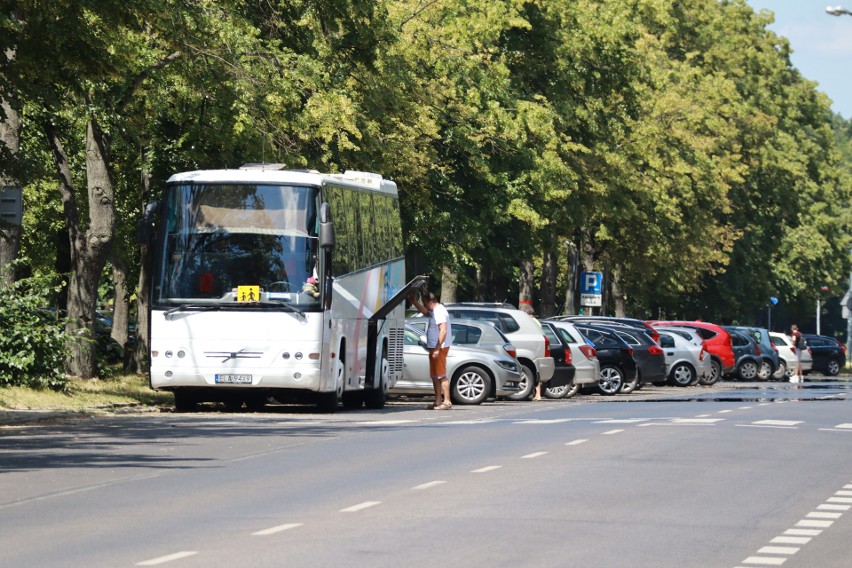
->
[2,377,852,567]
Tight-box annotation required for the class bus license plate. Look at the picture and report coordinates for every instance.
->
[216,374,252,384]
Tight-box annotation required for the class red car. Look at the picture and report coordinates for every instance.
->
[648,321,736,384]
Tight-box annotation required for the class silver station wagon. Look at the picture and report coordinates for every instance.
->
[392,324,523,405]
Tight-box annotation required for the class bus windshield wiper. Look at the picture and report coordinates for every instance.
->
[164,304,221,317]
[256,299,305,320]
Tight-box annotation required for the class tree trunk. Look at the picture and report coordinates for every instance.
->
[45,119,115,378]
[611,267,626,317]
[0,94,22,287]
[519,258,535,314]
[440,265,457,303]
[133,166,153,373]
[563,241,578,315]
[540,247,557,318]
[111,259,129,347]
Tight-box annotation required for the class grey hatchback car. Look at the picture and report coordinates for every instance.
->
[393,325,523,405]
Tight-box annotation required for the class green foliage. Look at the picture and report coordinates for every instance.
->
[0,270,68,390]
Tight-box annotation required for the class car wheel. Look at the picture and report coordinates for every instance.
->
[757,360,773,381]
[699,359,722,385]
[507,364,536,401]
[773,360,787,381]
[669,363,695,387]
[826,359,841,377]
[738,360,759,381]
[597,365,624,396]
[451,365,491,405]
[543,382,574,399]
[620,372,639,394]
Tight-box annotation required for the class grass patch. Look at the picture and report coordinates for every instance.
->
[0,374,172,411]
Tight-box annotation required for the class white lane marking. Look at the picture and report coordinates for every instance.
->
[784,528,822,536]
[827,497,852,503]
[412,481,446,490]
[835,423,852,429]
[752,420,803,427]
[340,501,380,513]
[739,406,753,410]
[471,466,502,473]
[795,519,834,528]
[844,484,852,489]
[566,439,589,446]
[718,409,734,414]
[770,536,811,545]
[136,552,199,566]
[757,545,799,555]
[672,418,724,424]
[358,420,417,426]
[252,523,303,536]
[602,429,624,435]
[695,414,712,418]
[806,511,842,519]
[817,504,850,511]
[595,419,647,424]
[518,418,575,424]
[521,452,548,459]
[835,490,852,496]
[740,556,786,565]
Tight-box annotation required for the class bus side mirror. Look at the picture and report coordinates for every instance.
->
[136,200,158,245]
[319,202,334,250]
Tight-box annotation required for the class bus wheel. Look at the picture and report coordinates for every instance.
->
[317,354,345,413]
[364,351,389,409]
[174,390,198,412]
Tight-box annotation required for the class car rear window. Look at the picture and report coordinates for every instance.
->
[615,331,640,345]
[497,313,521,333]
[451,324,482,345]
[770,335,786,346]
[542,325,559,345]
[556,327,578,344]
[693,328,717,340]
[658,334,675,348]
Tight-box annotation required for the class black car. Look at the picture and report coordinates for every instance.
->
[553,315,660,343]
[574,324,638,396]
[723,328,763,381]
[603,326,667,391]
[803,334,847,376]
[541,322,577,399]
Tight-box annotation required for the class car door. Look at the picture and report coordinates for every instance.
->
[401,327,430,388]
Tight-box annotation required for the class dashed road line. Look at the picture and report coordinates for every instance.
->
[136,551,199,566]
[521,451,548,459]
[471,465,502,473]
[412,481,446,490]
[672,418,724,424]
[340,501,381,513]
[252,523,302,536]
[602,429,624,435]
[566,439,588,446]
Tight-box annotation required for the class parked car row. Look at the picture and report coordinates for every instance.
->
[394,305,848,406]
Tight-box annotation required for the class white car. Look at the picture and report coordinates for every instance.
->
[544,320,601,390]
[769,332,813,379]
[657,330,711,386]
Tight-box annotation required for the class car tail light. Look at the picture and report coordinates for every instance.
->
[504,345,517,359]
[626,348,634,357]
[648,345,663,356]
[564,348,572,364]
[808,347,813,356]
[771,343,779,353]
[755,345,761,356]
[645,325,659,343]
[543,335,550,358]
[579,344,596,359]
[699,347,706,360]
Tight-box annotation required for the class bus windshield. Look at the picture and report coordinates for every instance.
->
[154,183,320,308]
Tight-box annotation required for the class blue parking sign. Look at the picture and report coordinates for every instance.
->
[580,272,603,295]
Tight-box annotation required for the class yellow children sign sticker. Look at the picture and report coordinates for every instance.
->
[236,285,260,302]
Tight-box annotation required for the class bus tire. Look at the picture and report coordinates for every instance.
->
[318,353,345,413]
[364,351,389,409]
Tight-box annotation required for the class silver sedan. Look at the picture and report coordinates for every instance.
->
[657,329,712,386]
[392,326,523,405]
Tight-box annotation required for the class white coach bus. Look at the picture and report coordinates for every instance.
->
[139,165,424,412]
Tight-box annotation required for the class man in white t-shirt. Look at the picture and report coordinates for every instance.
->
[409,291,453,409]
